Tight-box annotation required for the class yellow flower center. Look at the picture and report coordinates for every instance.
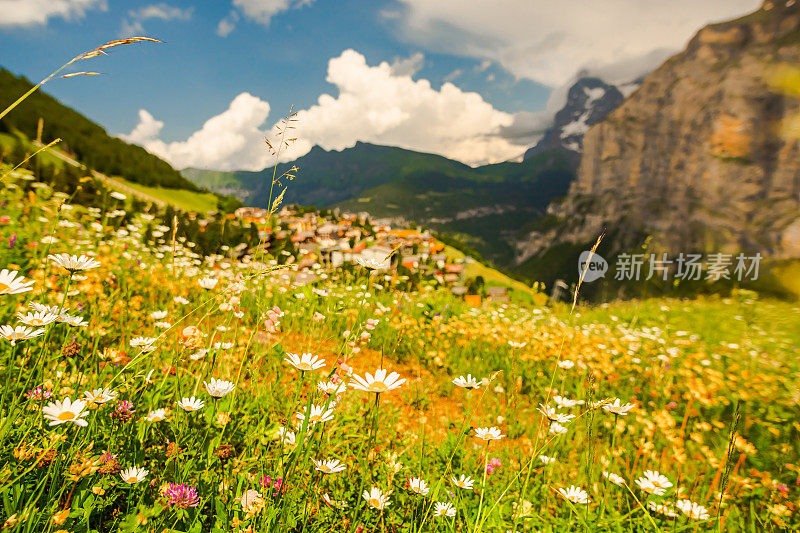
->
[297,362,312,371]
[368,498,381,508]
[0,282,9,293]
[57,410,75,421]
[368,381,388,392]
[126,476,138,483]
[30,319,43,325]
[310,414,323,422]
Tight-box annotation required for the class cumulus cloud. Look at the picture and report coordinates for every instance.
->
[120,110,164,145]
[395,0,762,87]
[0,0,106,26]
[123,93,273,171]
[122,50,528,170]
[120,3,192,37]
[281,49,523,165]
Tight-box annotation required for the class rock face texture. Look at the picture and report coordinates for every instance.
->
[532,1,800,259]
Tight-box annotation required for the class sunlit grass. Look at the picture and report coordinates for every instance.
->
[0,172,797,531]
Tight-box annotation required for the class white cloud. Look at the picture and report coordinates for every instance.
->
[122,50,528,170]
[120,110,164,145]
[133,3,192,21]
[389,52,424,77]
[217,10,239,37]
[0,0,106,26]
[395,0,762,87]
[123,93,273,171]
[232,0,314,25]
[120,3,192,37]
[284,49,523,166]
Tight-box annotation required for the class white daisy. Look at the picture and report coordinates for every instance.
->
[558,485,591,504]
[28,302,61,314]
[452,374,481,389]
[603,471,625,486]
[433,501,456,517]
[58,314,88,327]
[120,466,148,484]
[204,378,236,398]
[349,369,406,393]
[602,398,636,416]
[676,499,710,520]
[451,475,475,490]
[284,352,326,371]
[0,269,34,295]
[146,409,167,422]
[296,404,335,424]
[83,388,118,404]
[17,311,60,326]
[42,397,89,427]
[362,487,391,510]
[473,427,505,441]
[312,459,346,474]
[130,336,157,349]
[537,404,576,425]
[176,396,205,412]
[317,380,347,395]
[48,253,101,272]
[408,477,430,496]
[0,325,46,345]
[552,395,585,408]
[635,470,672,496]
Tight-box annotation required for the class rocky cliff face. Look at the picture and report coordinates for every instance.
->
[524,1,800,262]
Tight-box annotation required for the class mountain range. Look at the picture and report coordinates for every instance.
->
[183,75,625,265]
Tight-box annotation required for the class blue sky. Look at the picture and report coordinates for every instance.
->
[0,0,761,169]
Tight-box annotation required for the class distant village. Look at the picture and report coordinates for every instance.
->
[231,205,510,303]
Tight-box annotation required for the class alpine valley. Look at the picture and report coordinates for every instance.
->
[183,76,627,268]
[185,1,800,296]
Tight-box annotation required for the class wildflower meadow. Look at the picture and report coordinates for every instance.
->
[0,38,799,533]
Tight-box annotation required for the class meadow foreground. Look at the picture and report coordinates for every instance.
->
[0,174,798,532]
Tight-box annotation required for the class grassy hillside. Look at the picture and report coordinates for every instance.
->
[107,176,221,214]
[0,67,197,190]
[0,129,230,214]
